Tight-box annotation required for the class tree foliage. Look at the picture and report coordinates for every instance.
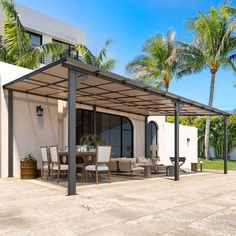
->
[0,0,64,69]
[126,31,179,92]
[167,114,236,159]
[75,39,116,71]
[176,4,236,159]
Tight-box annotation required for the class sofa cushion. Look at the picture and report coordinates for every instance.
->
[136,157,150,164]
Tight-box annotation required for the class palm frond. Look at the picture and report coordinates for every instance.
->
[75,40,115,71]
[100,58,116,71]
[1,0,31,59]
[96,39,113,64]
[126,32,179,91]
[16,43,64,69]
[75,44,96,66]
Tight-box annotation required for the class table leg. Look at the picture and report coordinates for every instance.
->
[144,166,151,178]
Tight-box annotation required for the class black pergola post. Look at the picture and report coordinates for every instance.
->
[68,69,77,195]
[145,115,148,158]
[223,115,228,174]
[8,90,13,177]
[93,105,97,136]
[174,101,180,181]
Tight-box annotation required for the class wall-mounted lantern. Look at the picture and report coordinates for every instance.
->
[187,138,190,145]
[36,105,44,116]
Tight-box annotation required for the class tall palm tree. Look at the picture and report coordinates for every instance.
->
[177,5,236,159]
[75,39,116,71]
[0,0,64,69]
[125,31,179,92]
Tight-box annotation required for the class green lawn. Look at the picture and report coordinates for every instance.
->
[198,158,236,171]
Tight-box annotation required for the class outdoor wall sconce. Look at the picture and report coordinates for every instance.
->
[187,138,190,145]
[36,105,44,116]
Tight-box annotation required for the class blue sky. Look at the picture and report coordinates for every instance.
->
[16,0,236,111]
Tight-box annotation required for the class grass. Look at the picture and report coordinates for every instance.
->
[198,158,236,171]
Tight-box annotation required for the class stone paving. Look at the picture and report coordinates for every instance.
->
[1,172,236,235]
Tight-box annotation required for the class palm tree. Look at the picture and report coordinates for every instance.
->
[177,5,236,159]
[0,0,64,69]
[75,39,116,71]
[125,31,179,92]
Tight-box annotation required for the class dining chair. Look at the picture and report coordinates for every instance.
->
[40,146,50,181]
[85,145,111,184]
[49,145,68,183]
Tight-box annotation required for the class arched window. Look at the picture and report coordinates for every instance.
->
[147,121,159,157]
[76,109,133,158]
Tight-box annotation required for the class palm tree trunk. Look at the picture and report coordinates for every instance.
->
[204,71,216,160]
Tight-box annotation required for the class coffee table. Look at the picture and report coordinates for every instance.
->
[138,164,153,177]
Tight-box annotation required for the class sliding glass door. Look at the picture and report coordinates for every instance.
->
[76,109,133,157]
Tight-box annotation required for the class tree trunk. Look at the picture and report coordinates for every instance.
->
[204,71,216,160]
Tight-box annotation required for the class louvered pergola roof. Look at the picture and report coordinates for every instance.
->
[3,57,230,117]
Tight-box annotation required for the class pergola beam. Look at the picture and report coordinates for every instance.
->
[68,69,77,196]
[174,101,180,181]
[145,116,148,158]
[8,90,13,177]
[223,115,228,174]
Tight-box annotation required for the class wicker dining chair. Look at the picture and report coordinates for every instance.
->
[85,145,111,184]
[40,146,50,181]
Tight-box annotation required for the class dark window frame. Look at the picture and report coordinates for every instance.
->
[147,121,159,156]
[76,108,133,158]
[52,39,78,59]
[27,31,42,46]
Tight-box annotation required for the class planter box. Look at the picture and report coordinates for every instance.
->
[191,162,198,172]
[20,160,37,179]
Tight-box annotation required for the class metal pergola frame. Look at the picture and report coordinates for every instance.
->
[3,57,230,195]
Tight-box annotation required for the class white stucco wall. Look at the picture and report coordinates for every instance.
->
[0,3,85,46]
[149,116,198,169]
[0,63,58,178]
[15,3,85,45]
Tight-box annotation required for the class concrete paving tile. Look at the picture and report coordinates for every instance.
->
[3,224,76,236]
[83,214,182,236]
[59,212,123,234]
[190,209,236,235]
[162,225,225,236]
[1,173,236,235]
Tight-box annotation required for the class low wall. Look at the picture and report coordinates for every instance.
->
[149,116,198,169]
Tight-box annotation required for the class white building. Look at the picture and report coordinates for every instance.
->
[0,3,202,178]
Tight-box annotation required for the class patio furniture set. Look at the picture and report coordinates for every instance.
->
[40,145,112,184]
[40,145,186,184]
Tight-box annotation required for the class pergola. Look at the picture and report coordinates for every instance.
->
[3,57,230,195]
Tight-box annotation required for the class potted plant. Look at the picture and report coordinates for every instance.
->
[80,134,104,150]
[20,153,37,179]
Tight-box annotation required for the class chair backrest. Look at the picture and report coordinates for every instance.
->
[96,145,111,163]
[118,159,132,172]
[49,146,59,163]
[40,146,48,162]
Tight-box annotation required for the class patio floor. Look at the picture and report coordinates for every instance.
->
[1,172,236,235]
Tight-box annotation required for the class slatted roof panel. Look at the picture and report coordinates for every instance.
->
[3,57,230,117]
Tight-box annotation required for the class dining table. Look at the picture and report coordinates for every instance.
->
[58,150,97,165]
[58,150,97,181]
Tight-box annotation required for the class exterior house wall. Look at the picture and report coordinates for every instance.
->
[149,116,198,169]
[15,3,85,45]
[0,63,58,178]
[0,3,86,45]
[0,3,86,178]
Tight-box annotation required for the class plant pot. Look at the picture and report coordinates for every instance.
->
[20,160,37,179]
